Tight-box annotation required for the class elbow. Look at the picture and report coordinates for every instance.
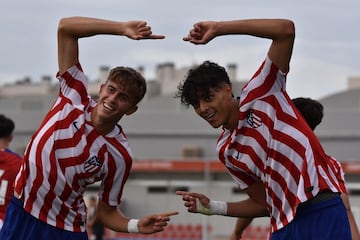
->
[57,17,77,35]
[57,18,69,35]
[259,208,270,217]
[282,19,295,39]
[58,17,70,28]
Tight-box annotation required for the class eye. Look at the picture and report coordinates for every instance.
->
[117,93,130,102]
[107,86,116,93]
[203,94,214,102]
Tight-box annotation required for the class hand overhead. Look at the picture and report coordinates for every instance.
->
[124,21,165,40]
[183,21,217,44]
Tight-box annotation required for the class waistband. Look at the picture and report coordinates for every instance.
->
[299,191,340,208]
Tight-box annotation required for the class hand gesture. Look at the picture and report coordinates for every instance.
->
[176,191,210,213]
[138,211,178,234]
[124,21,165,40]
[183,21,218,44]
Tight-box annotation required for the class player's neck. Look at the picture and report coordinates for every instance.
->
[91,112,116,136]
[223,98,240,130]
[0,140,9,151]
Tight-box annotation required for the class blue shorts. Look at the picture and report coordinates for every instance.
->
[271,195,351,240]
[0,195,88,240]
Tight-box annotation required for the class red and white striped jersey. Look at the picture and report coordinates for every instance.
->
[0,149,22,225]
[329,156,348,194]
[217,56,345,232]
[14,63,133,232]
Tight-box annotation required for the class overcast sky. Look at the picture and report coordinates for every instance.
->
[0,0,359,99]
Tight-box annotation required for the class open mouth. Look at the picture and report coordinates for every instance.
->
[103,102,114,112]
[205,112,215,120]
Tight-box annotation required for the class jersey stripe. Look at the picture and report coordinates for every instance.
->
[217,56,345,231]
[14,63,133,232]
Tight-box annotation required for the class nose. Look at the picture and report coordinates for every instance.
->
[107,92,117,103]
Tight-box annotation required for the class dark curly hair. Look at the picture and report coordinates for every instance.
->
[175,61,231,108]
[292,97,323,130]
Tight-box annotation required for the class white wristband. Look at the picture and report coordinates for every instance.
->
[196,199,227,215]
[127,219,139,233]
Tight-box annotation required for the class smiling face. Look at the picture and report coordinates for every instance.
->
[92,66,146,134]
[193,84,238,129]
[96,79,138,122]
[176,61,239,129]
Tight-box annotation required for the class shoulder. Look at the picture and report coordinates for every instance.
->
[3,149,22,160]
[57,63,84,80]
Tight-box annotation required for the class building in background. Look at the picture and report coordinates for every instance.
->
[1,64,360,240]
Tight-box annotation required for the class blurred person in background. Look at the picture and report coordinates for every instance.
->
[0,114,22,229]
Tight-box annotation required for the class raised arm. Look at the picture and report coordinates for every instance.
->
[57,16,165,74]
[183,19,295,73]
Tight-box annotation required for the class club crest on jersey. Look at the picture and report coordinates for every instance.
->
[84,156,102,173]
[247,109,262,128]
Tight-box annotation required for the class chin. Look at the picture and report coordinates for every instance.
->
[209,122,221,128]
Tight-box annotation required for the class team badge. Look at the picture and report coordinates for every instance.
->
[247,109,262,128]
[84,156,102,172]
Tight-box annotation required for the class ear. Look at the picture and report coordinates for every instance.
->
[99,84,105,95]
[125,105,138,116]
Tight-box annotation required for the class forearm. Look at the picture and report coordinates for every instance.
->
[215,19,294,40]
[341,193,360,240]
[57,16,163,74]
[97,204,130,232]
[196,198,267,218]
[58,16,126,39]
[57,17,128,74]
[348,211,360,240]
[227,198,268,218]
